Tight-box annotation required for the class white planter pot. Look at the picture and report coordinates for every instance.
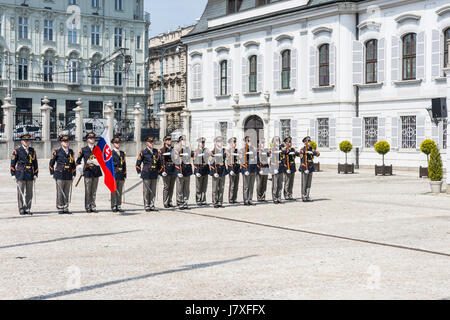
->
[429,181,443,194]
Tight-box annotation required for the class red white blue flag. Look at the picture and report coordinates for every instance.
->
[93,129,117,194]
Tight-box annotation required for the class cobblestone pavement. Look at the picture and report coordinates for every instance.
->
[0,157,449,300]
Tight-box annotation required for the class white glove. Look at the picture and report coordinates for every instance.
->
[274,169,279,175]
[91,159,99,166]
[289,152,296,155]
[177,173,183,178]
[214,173,219,178]
[307,151,314,155]
[305,170,310,174]
[230,171,235,176]
[245,171,250,176]
[259,170,264,175]
[33,176,37,181]
[246,152,254,155]
[287,170,291,174]
[195,173,201,178]
[163,152,171,156]
[162,172,168,177]
[12,176,16,182]
[77,165,83,174]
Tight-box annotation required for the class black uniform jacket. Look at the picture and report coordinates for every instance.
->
[159,145,176,175]
[299,146,320,173]
[209,147,228,177]
[240,144,258,174]
[269,147,287,174]
[257,148,271,175]
[10,146,39,181]
[193,147,210,176]
[136,147,159,180]
[174,147,193,177]
[226,148,241,175]
[49,147,76,180]
[76,146,103,178]
[112,149,127,181]
[285,146,300,173]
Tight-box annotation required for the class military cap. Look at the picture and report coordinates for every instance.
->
[244,136,251,143]
[197,137,206,143]
[214,136,223,143]
[178,135,186,142]
[85,132,96,140]
[20,134,31,141]
[284,136,292,143]
[112,136,121,144]
[302,136,312,143]
[164,135,172,141]
[228,137,237,144]
[145,136,155,143]
[60,134,70,142]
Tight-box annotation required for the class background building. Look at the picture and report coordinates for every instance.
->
[148,25,194,138]
[182,0,450,168]
[0,0,149,139]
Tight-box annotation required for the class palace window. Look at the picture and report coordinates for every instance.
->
[91,25,100,46]
[401,116,416,149]
[0,57,2,79]
[365,39,377,84]
[192,63,202,98]
[281,50,291,90]
[444,28,450,68]
[220,60,228,95]
[114,62,123,86]
[68,60,78,83]
[92,0,99,8]
[18,58,28,81]
[249,55,257,93]
[68,22,78,44]
[18,17,28,39]
[364,117,378,148]
[280,119,291,142]
[43,60,53,82]
[227,0,243,14]
[317,118,329,148]
[114,28,123,48]
[257,0,271,6]
[319,44,330,86]
[115,0,123,10]
[402,33,416,80]
[44,20,53,41]
[220,122,228,141]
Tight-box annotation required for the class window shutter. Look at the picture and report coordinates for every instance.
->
[198,63,203,98]
[227,121,233,141]
[214,122,220,138]
[352,117,363,148]
[213,61,219,96]
[431,122,439,145]
[329,118,336,148]
[378,38,385,83]
[291,119,298,145]
[291,48,298,90]
[431,29,442,79]
[391,117,399,149]
[352,40,363,85]
[189,64,193,98]
[242,57,248,94]
[273,52,279,91]
[274,120,280,137]
[391,36,400,82]
[309,46,317,88]
[227,59,232,95]
[310,118,316,141]
[329,43,336,86]
[257,54,263,92]
[416,116,426,149]
[416,31,425,80]
[378,117,386,141]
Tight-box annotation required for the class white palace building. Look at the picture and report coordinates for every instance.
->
[182,0,450,169]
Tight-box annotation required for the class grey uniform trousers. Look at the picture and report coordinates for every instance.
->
[284,172,295,199]
[301,172,313,200]
[143,179,158,209]
[162,175,176,207]
[228,173,239,202]
[176,176,190,206]
[111,180,125,209]
[17,180,33,212]
[272,173,284,202]
[256,173,268,201]
[212,176,226,206]
[242,172,256,204]
[196,175,208,204]
[56,179,72,211]
[84,177,99,210]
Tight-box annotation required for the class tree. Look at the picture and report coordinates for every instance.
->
[339,141,353,164]
[310,140,317,150]
[428,146,443,182]
[420,139,437,162]
[374,141,390,166]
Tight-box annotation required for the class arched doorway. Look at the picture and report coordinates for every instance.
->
[244,115,264,144]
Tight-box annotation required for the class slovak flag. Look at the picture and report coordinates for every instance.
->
[93,129,117,194]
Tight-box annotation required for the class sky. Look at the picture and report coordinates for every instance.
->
[145,0,208,37]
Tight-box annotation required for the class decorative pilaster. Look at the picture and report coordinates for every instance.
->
[104,101,115,140]
[180,110,191,143]
[1,95,16,152]
[73,98,85,152]
[132,102,144,156]
[40,96,52,157]
[159,104,167,140]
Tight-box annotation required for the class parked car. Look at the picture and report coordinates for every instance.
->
[13,125,42,141]
[61,118,118,140]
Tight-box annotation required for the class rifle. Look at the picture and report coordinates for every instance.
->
[75,152,95,187]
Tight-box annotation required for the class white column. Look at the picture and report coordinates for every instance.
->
[73,98,85,152]
[104,100,115,139]
[159,104,167,141]
[1,95,16,152]
[132,102,143,156]
[40,96,52,157]
[443,65,450,193]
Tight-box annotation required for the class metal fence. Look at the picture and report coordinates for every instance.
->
[13,113,43,141]
[116,117,136,141]
[141,118,160,142]
[52,114,75,140]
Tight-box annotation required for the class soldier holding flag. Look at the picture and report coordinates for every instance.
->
[10,134,38,215]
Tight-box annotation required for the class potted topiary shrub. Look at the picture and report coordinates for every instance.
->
[338,140,354,174]
[419,139,437,178]
[428,145,443,194]
[310,140,321,172]
[374,141,392,176]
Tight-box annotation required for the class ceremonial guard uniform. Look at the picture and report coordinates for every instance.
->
[283,137,299,201]
[193,137,210,206]
[76,132,102,213]
[209,137,228,208]
[269,136,285,204]
[136,136,160,212]
[159,135,177,208]
[299,136,320,202]
[111,136,127,212]
[240,136,258,206]
[174,135,193,210]
[226,137,240,204]
[256,139,270,202]
[10,134,38,215]
[49,135,76,214]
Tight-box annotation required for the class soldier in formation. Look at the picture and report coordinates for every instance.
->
[159,135,177,208]
[226,137,240,204]
[299,136,320,202]
[174,135,193,210]
[240,136,258,206]
[193,137,209,206]
[111,136,127,212]
[136,136,159,212]
[209,137,228,208]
